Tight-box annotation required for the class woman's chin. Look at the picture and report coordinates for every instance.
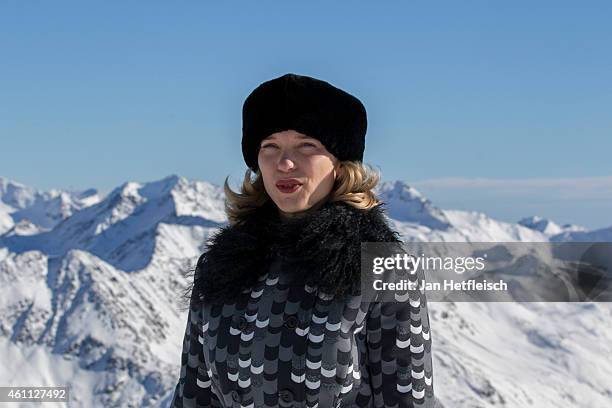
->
[273,199,310,215]
[276,203,306,214]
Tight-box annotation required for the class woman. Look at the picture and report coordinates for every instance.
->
[171,73,435,407]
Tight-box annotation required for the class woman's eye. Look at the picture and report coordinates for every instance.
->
[260,143,316,150]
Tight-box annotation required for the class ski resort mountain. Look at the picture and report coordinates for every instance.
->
[1,175,610,407]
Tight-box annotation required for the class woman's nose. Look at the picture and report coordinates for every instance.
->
[277,154,296,172]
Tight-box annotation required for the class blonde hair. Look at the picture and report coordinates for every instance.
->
[223,161,382,226]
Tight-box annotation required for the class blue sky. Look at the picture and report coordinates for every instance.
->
[1,1,611,228]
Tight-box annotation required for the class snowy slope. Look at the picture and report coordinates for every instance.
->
[376,181,550,243]
[0,175,225,407]
[443,210,550,242]
[551,225,612,243]
[0,175,610,407]
[0,247,192,407]
[376,180,452,230]
[0,201,14,235]
[0,177,102,235]
[1,175,226,271]
[518,215,587,237]
[430,301,612,407]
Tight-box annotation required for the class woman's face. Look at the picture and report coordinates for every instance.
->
[258,130,339,217]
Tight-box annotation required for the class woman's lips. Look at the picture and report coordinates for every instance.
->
[276,179,303,194]
[276,184,302,193]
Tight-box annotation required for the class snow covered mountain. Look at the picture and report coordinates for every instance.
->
[376,181,452,230]
[518,215,587,236]
[1,175,610,407]
[516,215,612,243]
[550,225,612,243]
[0,177,102,235]
[375,181,552,243]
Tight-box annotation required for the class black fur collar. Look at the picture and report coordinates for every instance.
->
[192,199,402,305]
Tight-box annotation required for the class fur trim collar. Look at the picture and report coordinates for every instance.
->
[192,199,402,305]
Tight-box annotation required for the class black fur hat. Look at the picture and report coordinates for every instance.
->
[242,73,367,172]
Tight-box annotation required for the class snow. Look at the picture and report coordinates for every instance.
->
[0,175,610,407]
[430,301,612,406]
[0,337,99,408]
[376,180,452,230]
[0,201,16,235]
[444,209,549,242]
[0,177,103,232]
[519,215,588,236]
[551,225,612,243]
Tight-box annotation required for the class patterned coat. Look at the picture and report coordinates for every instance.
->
[171,200,435,407]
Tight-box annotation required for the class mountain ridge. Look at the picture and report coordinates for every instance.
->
[1,174,610,407]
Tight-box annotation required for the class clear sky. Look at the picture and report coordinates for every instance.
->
[1,1,611,229]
